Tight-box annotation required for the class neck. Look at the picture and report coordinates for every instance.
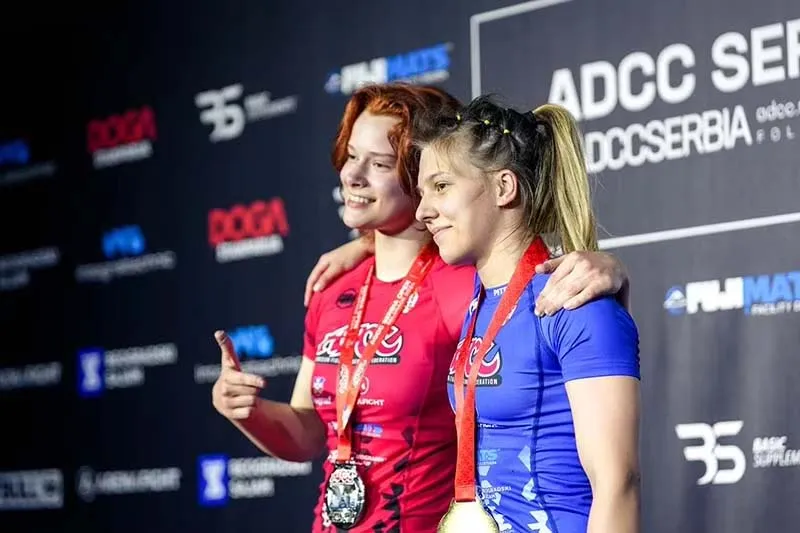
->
[475,231,530,288]
[373,224,432,282]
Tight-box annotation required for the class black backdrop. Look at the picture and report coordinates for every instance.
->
[2,1,799,532]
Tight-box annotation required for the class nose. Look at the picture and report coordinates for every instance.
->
[415,192,436,225]
[340,160,368,189]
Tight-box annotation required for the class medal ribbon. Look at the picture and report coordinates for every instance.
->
[452,238,550,502]
[335,243,438,463]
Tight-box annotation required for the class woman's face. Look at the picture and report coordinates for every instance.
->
[339,111,416,234]
[415,146,499,265]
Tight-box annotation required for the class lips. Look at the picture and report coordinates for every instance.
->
[345,193,375,207]
[429,226,450,242]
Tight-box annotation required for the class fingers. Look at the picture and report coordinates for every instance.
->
[215,330,241,370]
[228,406,255,419]
[213,368,265,420]
[222,369,265,389]
[224,394,257,408]
[562,286,598,311]
[535,255,565,275]
[535,255,577,316]
[311,263,343,295]
[304,259,331,307]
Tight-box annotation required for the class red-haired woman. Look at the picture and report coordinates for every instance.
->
[210,84,629,532]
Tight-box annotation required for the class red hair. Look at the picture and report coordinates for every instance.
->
[331,83,461,203]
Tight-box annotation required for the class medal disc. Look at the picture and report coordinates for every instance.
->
[437,500,499,533]
[324,463,366,530]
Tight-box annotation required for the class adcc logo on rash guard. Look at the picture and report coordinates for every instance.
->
[448,337,503,386]
[315,324,404,365]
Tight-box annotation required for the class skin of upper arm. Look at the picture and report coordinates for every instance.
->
[565,375,641,488]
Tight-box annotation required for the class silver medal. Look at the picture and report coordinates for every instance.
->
[324,462,366,530]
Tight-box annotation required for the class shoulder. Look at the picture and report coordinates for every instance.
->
[308,258,373,313]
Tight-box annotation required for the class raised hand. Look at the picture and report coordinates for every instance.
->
[211,330,266,420]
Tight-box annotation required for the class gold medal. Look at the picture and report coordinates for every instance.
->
[437,500,499,533]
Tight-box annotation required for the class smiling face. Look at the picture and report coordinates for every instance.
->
[338,111,417,235]
[415,146,502,265]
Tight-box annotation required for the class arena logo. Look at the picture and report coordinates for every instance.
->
[76,466,181,502]
[325,42,452,95]
[74,225,177,284]
[664,270,800,316]
[197,455,312,507]
[86,106,157,169]
[315,323,404,365]
[0,247,60,292]
[0,469,63,511]
[195,83,299,143]
[448,337,503,387]
[543,17,800,172]
[0,139,56,187]
[208,198,290,263]
[0,362,61,391]
[77,343,178,397]
[193,325,302,384]
[675,420,800,487]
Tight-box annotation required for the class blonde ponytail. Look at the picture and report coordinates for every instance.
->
[532,104,598,253]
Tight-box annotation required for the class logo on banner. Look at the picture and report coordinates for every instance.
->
[77,343,178,397]
[752,435,800,469]
[475,5,800,172]
[315,324,404,365]
[87,106,157,169]
[74,225,176,283]
[542,17,800,172]
[675,421,746,485]
[207,199,290,263]
[0,247,60,292]
[448,337,503,386]
[197,455,312,507]
[0,469,64,510]
[193,325,301,384]
[0,362,62,391]
[195,84,298,142]
[76,466,182,502]
[664,270,800,316]
[325,42,452,95]
[0,139,56,187]
[229,325,275,358]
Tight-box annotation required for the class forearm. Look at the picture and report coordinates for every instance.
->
[232,398,327,462]
[587,474,640,533]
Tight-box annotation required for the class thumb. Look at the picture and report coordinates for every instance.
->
[215,330,241,370]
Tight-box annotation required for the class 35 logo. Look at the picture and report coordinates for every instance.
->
[87,106,157,153]
[196,85,246,142]
[675,420,746,485]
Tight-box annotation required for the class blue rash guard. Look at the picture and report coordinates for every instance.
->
[447,273,640,532]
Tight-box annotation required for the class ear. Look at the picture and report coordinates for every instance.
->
[491,169,519,208]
